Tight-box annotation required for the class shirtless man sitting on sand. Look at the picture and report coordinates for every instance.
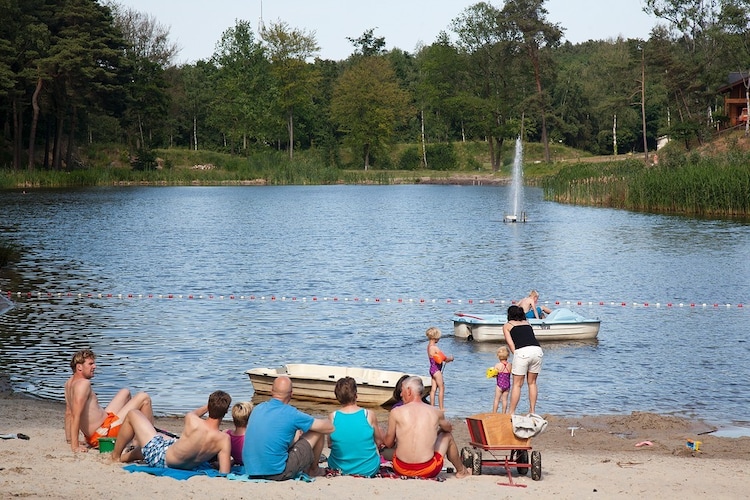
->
[383,376,471,479]
[112,390,233,474]
[64,349,153,452]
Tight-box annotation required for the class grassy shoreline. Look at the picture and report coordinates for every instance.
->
[3,134,749,219]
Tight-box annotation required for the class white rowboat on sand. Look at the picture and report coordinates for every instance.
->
[245,363,432,407]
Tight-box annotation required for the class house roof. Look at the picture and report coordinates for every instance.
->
[718,72,749,93]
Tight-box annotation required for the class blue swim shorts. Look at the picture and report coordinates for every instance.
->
[142,434,177,468]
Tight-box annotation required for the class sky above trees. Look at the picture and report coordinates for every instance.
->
[116,0,657,63]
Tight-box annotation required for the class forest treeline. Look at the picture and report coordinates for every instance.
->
[1,0,750,173]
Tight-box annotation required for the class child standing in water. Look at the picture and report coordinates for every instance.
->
[491,346,512,413]
[426,326,454,410]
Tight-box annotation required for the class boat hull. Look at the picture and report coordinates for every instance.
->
[245,363,431,407]
[0,295,14,316]
[452,309,600,342]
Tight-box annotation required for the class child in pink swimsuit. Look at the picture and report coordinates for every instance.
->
[491,346,512,413]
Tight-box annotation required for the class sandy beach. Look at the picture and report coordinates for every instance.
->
[1,391,748,499]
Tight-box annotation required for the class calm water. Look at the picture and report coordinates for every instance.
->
[0,185,748,429]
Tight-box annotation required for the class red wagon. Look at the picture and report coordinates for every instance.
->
[461,413,541,487]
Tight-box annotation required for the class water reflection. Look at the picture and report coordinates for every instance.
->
[0,186,748,428]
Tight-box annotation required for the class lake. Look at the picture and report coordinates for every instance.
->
[0,185,748,430]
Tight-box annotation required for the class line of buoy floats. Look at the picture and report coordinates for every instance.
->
[1,290,744,308]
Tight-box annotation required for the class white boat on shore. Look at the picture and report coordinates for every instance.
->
[452,308,601,342]
[245,363,431,407]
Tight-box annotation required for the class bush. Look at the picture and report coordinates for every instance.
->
[131,149,157,171]
[465,156,483,171]
[426,143,457,171]
[398,146,422,170]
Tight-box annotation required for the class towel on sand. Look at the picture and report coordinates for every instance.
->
[122,463,241,480]
[227,471,315,483]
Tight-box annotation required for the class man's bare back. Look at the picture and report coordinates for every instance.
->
[388,401,444,463]
[113,391,233,474]
[384,376,471,479]
[165,413,231,470]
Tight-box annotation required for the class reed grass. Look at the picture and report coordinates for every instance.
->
[544,154,750,218]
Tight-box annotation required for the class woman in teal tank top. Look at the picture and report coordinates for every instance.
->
[327,377,384,477]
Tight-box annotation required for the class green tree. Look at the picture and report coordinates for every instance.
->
[643,0,747,138]
[718,0,750,135]
[330,57,413,169]
[108,2,177,149]
[346,28,386,57]
[0,0,55,169]
[166,61,217,150]
[261,20,320,159]
[8,0,126,170]
[501,0,563,163]
[451,2,514,170]
[210,20,272,153]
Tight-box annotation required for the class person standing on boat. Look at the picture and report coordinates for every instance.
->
[502,305,543,415]
[242,376,334,480]
[426,327,454,410]
[518,290,552,319]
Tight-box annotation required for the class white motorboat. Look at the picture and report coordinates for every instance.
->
[245,363,431,407]
[452,308,600,342]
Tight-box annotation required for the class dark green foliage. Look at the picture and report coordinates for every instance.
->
[465,156,483,171]
[426,143,457,171]
[131,149,157,171]
[398,146,422,170]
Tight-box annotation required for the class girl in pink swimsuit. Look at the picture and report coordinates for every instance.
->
[491,346,512,413]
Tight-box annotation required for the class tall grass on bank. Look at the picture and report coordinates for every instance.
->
[0,150,403,188]
[544,154,750,218]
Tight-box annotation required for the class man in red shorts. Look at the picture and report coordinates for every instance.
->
[64,349,153,452]
[383,376,471,479]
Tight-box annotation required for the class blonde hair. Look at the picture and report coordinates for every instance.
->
[70,349,95,372]
[231,401,253,427]
[496,346,509,360]
[529,290,539,299]
[425,326,441,340]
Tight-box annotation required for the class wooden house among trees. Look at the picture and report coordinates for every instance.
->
[719,72,749,128]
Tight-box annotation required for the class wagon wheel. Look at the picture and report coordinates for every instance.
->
[471,449,482,475]
[514,450,529,476]
[530,451,542,480]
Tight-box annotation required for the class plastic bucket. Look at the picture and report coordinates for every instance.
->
[98,437,116,453]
